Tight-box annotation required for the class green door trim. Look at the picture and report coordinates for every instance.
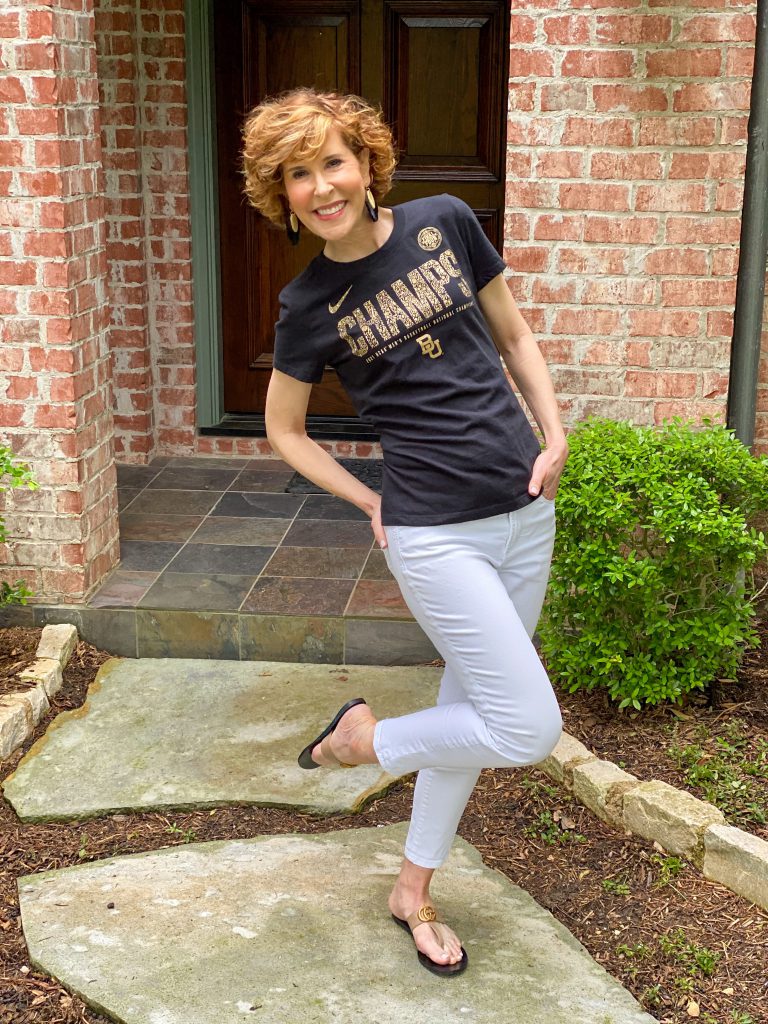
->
[185,0,223,428]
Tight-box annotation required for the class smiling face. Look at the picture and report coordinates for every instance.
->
[282,127,371,246]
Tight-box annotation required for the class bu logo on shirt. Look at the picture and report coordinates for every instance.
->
[415,333,443,358]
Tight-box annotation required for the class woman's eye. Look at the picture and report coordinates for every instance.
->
[288,168,306,180]
[326,158,343,168]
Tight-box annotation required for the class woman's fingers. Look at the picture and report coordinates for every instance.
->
[370,498,387,548]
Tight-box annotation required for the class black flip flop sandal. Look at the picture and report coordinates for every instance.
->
[297,697,367,770]
[392,906,469,976]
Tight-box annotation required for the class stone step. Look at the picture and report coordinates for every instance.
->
[18,825,656,1024]
[3,658,441,822]
[3,602,438,665]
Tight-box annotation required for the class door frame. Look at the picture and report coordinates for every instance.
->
[186,0,223,429]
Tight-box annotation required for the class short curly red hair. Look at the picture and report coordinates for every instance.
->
[242,88,397,227]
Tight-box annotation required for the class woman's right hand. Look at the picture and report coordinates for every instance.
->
[369,493,387,549]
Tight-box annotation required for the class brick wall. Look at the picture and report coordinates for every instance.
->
[94,0,194,464]
[504,2,758,434]
[0,0,119,603]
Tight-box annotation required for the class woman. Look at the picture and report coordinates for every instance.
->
[242,89,568,976]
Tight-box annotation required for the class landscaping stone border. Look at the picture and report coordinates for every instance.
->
[537,734,768,913]
[0,624,78,762]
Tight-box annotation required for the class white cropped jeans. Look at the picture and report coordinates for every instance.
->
[374,496,562,869]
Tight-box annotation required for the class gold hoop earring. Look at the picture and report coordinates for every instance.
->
[364,188,379,222]
[287,210,300,246]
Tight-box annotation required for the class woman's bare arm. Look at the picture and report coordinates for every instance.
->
[265,369,386,544]
[477,274,568,498]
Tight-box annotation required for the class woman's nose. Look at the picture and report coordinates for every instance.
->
[314,173,332,196]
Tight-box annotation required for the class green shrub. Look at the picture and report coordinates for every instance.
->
[0,446,37,606]
[539,419,768,709]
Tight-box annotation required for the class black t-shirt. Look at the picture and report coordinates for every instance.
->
[273,194,542,526]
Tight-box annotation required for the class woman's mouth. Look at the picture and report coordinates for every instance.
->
[313,201,346,220]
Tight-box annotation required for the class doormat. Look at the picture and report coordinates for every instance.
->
[285,458,383,494]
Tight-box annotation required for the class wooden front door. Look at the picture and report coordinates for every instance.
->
[214,0,510,417]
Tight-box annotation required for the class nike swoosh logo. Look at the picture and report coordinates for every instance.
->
[328,286,353,314]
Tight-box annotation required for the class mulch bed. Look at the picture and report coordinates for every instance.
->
[1,628,767,1024]
[0,628,41,699]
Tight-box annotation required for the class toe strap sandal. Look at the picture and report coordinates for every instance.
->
[297,697,367,770]
[391,904,469,976]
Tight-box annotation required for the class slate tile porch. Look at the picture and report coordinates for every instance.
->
[8,456,437,665]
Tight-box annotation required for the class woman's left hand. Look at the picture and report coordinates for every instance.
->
[528,440,568,501]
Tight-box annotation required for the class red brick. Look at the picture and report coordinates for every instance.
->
[661,279,736,307]
[626,371,697,398]
[543,15,590,44]
[507,182,557,209]
[725,48,755,77]
[562,117,634,146]
[532,213,584,241]
[559,183,630,211]
[0,262,37,286]
[628,309,701,338]
[639,116,717,147]
[590,152,663,180]
[0,12,20,36]
[509,49,555,77]
[23,232,69,258]
[715,182,744,211]
[596,15,672,43]
[0,140,24,165]
[0,77,27,103]
[505,247,550,273]
[584,278,656,305]
[636,183,707,212]
[585,216,659,243]
[712,248,739,276]
[670,152,746,180]
[16,108,60,135]
[27,10,55,38]
[0,347,24,371]
[594,84,668,113]
[14,42,56,71]
[552,309,621,335]
[645,48,722,78]
[0,404,26,428]
[673,82,751,113]
[665,216,741,244]
[679,14,756,43]
[561,49,634,78]
[557,248,627,275]
[707,311,734,338]
[18,171,64,197]
[537,152,584,178]
[541,83,588,112]
[642,248,709,276]
[4,377,39,401]
[506,86,536,116]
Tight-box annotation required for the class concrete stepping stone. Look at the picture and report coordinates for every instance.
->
[18,824,656,1024]
[3,659,440,822]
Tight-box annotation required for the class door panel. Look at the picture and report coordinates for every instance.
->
[214,0,510,416]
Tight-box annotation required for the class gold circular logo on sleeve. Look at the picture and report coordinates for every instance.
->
[417,906,438,923]
[417,227,442,251]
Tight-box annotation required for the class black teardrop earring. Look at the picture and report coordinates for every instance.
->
[286,210,300,246]
[364,188,379,222]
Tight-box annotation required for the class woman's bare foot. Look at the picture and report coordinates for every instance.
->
[388,878,464,967]
[311,703,378,767]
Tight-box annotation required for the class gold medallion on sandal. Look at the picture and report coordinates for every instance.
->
[417,906,437,923]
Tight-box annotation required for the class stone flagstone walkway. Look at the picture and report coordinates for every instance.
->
[7,658,658,1023]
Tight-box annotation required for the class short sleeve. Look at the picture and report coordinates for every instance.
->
[450,196,506,291]
[272,292,326,384]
